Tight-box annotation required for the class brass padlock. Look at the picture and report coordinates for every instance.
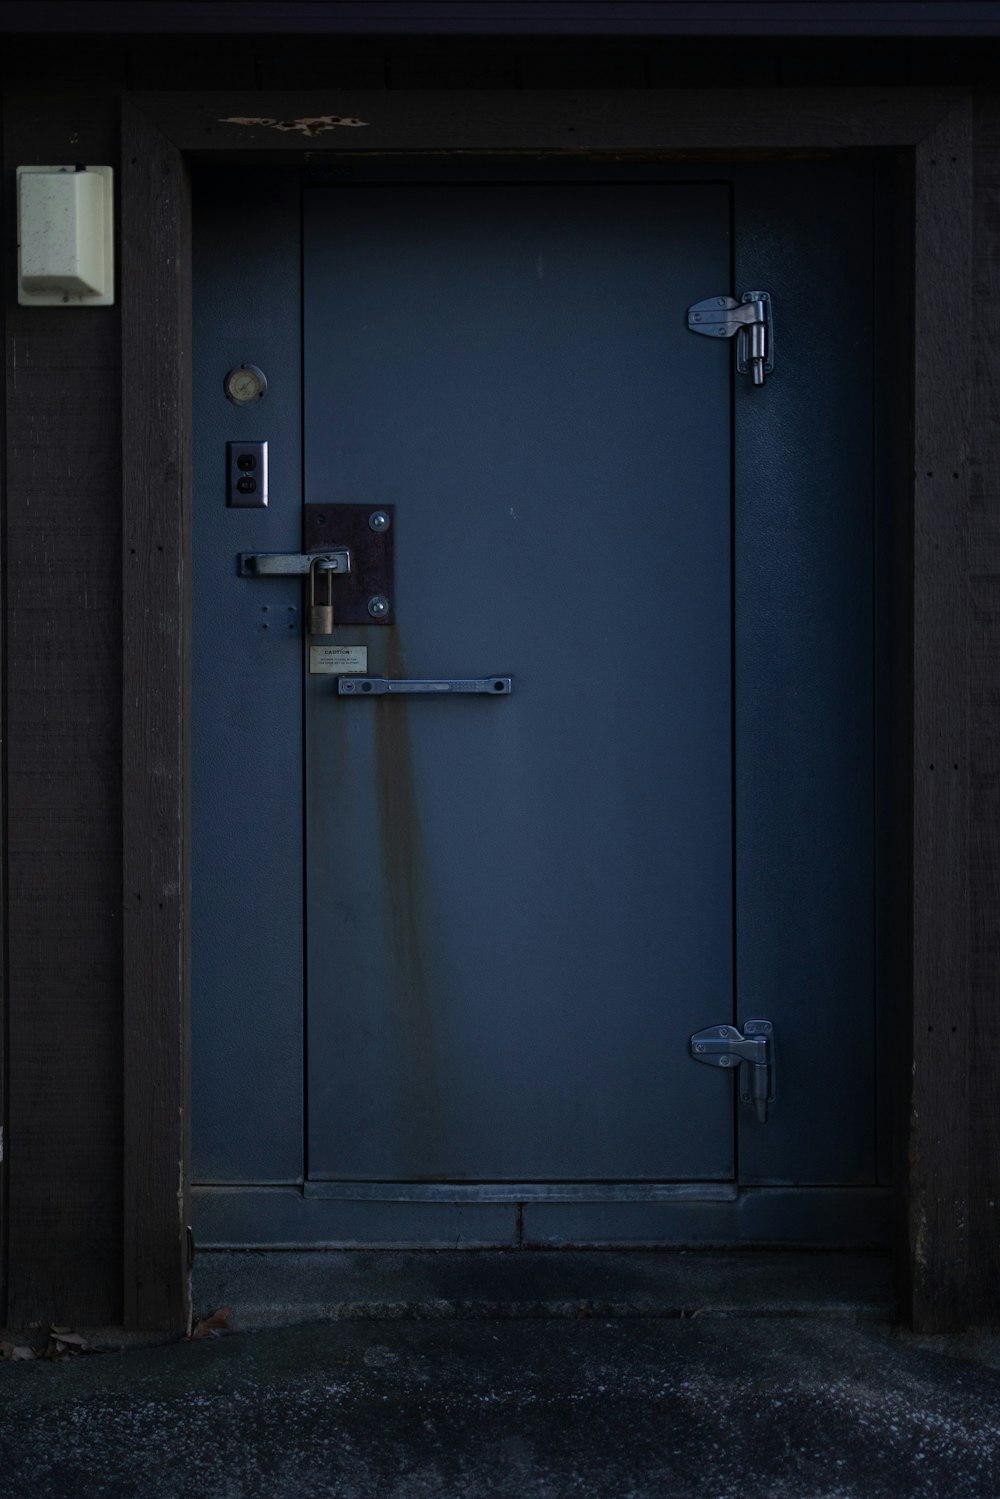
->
[308,558,334,636]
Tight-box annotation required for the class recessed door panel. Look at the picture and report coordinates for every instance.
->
[303,185,734,1183]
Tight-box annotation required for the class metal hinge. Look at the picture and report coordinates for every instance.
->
[686,291,773,385]
[689,1018,775,1123]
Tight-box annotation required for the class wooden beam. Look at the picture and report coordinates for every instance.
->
[121,102,192,1333]
[134,86,968,157]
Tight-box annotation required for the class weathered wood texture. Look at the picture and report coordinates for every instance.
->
[1,92,124,1326]
[120,104,192,1333]
[908,103,974,1332]
[968,97,1000,1326]
[140,86,966,156]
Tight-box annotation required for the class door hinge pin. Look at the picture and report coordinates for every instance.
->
[689,1018,774,1123]
[686,291,773,386]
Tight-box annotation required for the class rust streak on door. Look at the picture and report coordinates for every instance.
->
[372,628,447,1169]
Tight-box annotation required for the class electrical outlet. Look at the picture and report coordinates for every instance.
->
[227,440,268,508]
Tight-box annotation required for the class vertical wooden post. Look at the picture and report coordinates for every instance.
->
[967,94,1000,1331]
[909,99,973,1331]
[121,103,192,1332]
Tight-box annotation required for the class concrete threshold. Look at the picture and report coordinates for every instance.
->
[193,1248,895,1331]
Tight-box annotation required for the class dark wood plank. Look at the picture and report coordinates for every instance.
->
[909,41,1000,88]
[514,46,648,90]
[883,149,917,1311]
[5,2,1000,38]
[386,45,518,91]
[2,94,123,1327]
[1,78,6,1329]
[125,38,261,91]
[908,99,974,1332]
[257,40,388,91]
[136,87,969,157]
[646,40,779,89]
[966,97,1000,1325]
[120,102,191,1333]
[3,38,128,92]
[776,38,913,87]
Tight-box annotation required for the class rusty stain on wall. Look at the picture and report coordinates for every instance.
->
[220,115,368,137]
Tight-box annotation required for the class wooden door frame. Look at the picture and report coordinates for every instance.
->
[121,88,971,1333]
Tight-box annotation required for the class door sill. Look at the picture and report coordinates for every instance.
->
[191,1246,896,1330]
[192,1184,892,1250]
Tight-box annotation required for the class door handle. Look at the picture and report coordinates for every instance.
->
[338,677,512,696]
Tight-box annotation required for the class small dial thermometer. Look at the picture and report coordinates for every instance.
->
[224,363,267,405]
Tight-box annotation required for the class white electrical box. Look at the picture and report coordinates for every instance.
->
[16,165,114,306]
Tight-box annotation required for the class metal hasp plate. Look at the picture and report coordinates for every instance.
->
[302,503,395,626]
[339,676,512,696]
[690,1018,775,1123]
[238,549,351,576]
[686,291,773,385]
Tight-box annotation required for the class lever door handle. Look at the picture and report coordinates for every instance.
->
[338,677,511,696]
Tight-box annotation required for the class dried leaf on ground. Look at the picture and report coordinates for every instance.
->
[190,1307,231,1340]
[0,1341,36,1361]
[43,1328,91,1360]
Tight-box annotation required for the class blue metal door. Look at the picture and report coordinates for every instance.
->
[303,184,733,1189]
[191,163,888,1248]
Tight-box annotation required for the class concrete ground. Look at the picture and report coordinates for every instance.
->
[2,1255,1000,1498]
[3,1316,1000,1497]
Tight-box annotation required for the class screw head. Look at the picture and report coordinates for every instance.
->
[720,1056,732,1067]
[742,1093,751,1103]
[368,511,390,533]
[695,1043,706,1054]
[367,595,390,619]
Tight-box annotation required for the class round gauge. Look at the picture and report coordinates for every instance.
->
[224,363,268,405]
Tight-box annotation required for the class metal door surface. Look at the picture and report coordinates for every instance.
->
[191,163,889,1249]
[303,184,732,1187]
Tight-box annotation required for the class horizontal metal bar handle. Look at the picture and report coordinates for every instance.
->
[338,677,512,696]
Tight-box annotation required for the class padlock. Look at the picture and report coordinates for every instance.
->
[308,558,335,635]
